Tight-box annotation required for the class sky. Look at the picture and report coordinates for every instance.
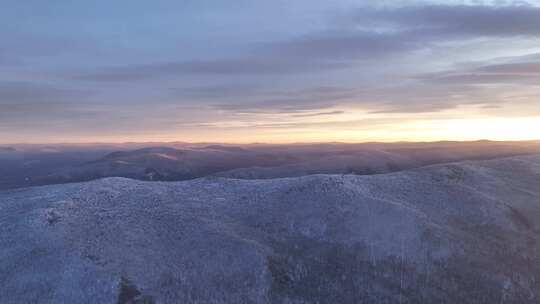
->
[1,0,540,143]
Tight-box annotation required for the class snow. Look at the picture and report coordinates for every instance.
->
[1,155,540,303]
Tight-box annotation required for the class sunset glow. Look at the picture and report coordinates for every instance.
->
[1,1,540,143]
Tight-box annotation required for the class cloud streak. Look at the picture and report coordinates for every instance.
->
[2,1,540,142]
[0,82,88,104]
[353,4,540,38]
[73,4,540,82]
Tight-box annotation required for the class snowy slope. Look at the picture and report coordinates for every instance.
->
[1,155,540,303]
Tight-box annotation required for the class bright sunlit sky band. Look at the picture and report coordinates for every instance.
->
[1,0,540,143]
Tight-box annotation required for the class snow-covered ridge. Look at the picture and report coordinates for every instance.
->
[1,155,540,303]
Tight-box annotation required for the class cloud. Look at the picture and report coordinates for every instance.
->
[0,82,87,104]
[292,110,345,117]
[212,86,358,114]
[423,73,540,85]
[417,54,540,85]
[0,82,102,131]
[223,117,415,131]
[476,62,540,74]
[269,4,540,65]
[74,59,346,81]
[72,4,540,84]
[171,84,263,99]
[352,4,540,38]
[266,30,416,61]
[4,2,540,141]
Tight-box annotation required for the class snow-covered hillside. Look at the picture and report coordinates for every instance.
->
[1,155,540,303]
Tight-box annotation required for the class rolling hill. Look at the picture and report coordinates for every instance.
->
[22,141,540,189]
[1,155,540,303]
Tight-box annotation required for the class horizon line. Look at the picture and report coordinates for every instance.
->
[2,139,540,146]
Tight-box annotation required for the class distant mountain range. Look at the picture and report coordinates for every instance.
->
[2,140,540,190]
[2,155,540,303]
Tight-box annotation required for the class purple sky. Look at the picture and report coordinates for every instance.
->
[1,0,540,143]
